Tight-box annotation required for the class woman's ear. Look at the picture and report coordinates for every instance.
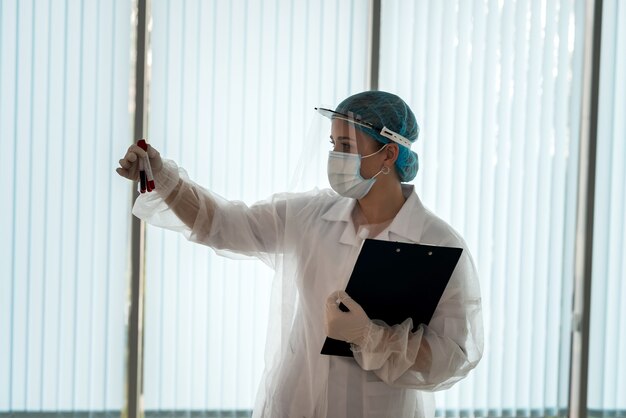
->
[385,143,400,164]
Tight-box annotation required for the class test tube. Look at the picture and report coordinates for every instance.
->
[139,157,147,193]
[137,139,155,192]
[144,155,155,191]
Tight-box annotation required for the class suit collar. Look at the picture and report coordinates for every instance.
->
[321,185,426,245]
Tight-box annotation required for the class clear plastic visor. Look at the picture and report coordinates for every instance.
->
[289,106,385,192]
[315,107,385,156]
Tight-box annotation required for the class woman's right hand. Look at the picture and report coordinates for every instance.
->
[116,143,163,181]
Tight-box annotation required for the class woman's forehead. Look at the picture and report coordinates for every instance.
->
[330,119,376,145]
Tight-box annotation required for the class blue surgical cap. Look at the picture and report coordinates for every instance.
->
[335,91,420,182]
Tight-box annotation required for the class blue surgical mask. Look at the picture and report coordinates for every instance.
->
[327,146,387,199]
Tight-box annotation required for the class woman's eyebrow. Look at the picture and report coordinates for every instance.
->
[329,135,355,142]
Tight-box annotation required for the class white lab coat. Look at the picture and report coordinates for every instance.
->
[133,159,483,418]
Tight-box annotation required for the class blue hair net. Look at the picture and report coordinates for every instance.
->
[335,91,420,182]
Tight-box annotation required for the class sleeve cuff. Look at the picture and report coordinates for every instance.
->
[154,158,181,199]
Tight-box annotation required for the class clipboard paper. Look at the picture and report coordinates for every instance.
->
[321,239,463,357]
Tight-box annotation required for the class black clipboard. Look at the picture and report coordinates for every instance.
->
[321,238,463,357]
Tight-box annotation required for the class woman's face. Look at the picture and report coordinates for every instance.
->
[330,119,386,179]
[329,119,381,155]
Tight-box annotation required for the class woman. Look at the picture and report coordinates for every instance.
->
[116,90,483,418]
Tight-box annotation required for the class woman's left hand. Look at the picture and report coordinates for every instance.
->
[324,290,371,345]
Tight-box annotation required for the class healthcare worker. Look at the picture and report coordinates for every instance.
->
[116,91,483,418]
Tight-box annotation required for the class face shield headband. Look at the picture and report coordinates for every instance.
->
[315,107,413,149]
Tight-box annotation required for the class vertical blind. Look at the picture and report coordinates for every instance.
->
[588,0,626,415]
[378,0,585,415]
[0,0,132,413]
[144,0,370,412]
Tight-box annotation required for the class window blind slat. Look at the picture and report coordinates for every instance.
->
[588,0,626,413]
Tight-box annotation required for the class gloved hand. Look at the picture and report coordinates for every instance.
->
[116,143,163,181]
[325,290,371,346]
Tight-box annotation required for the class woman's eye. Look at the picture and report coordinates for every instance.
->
[329,138,354,152]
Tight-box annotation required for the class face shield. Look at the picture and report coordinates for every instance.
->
[289,106,414,194]
[314,107,412,156]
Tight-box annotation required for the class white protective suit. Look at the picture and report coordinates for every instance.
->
[133,159,483,418]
